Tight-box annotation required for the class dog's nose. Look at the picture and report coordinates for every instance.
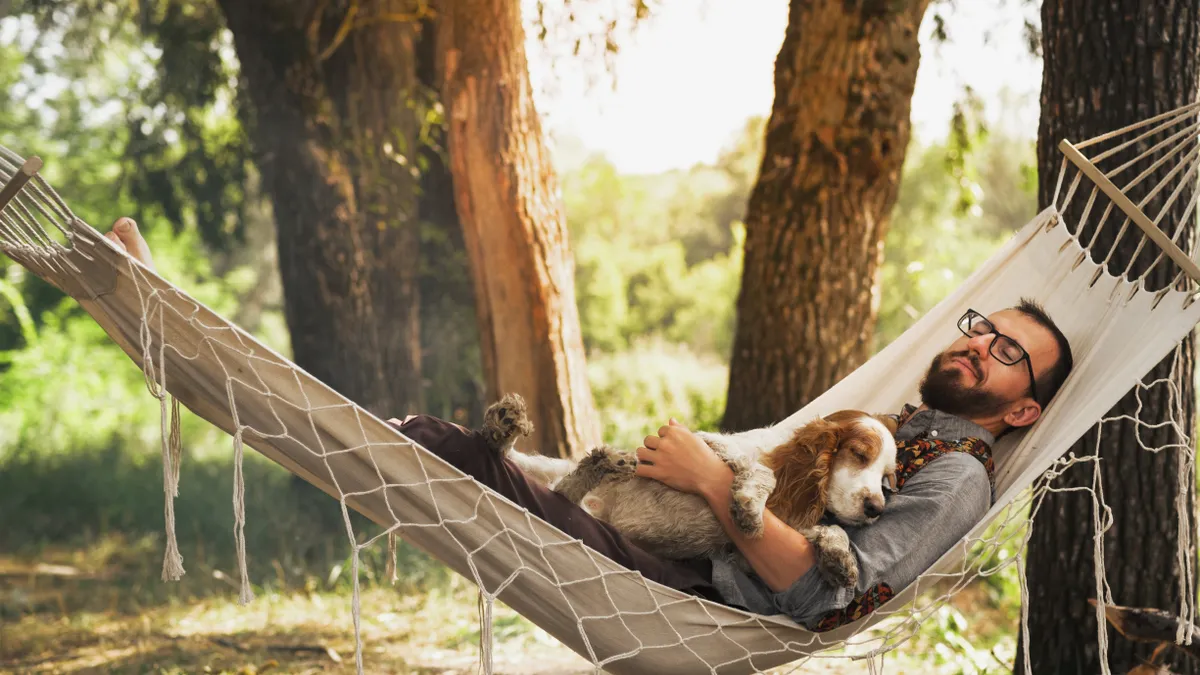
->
[863,496,884,519]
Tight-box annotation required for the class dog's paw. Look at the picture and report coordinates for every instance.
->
[730,490,766,538]
[580,445,638,476]
[481,393,534,453]
[803,525,859,589]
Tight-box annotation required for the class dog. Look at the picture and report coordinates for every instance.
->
[478,394,898,589]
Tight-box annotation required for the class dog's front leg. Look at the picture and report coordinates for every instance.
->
[799,525,859,589]
[552,446,637,504]
[695,426,794,463]
[706,438,776,539]
[695,431,764,463]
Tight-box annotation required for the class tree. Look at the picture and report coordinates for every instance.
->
[1017,2,1199,673]
[212,0,430,420]
[722,0,932,431]
[436,0,602,457]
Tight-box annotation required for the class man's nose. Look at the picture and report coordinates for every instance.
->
[966,333,993,359]
[863,495,885,519]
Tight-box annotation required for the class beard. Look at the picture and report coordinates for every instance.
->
[918,350,1010,419]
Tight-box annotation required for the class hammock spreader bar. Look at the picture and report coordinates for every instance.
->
[0,157,40,211]
[1059,139,1200,284]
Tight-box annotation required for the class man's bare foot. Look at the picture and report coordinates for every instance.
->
[103,217,156,271]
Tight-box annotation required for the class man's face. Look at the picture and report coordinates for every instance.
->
[919,309,1060,422]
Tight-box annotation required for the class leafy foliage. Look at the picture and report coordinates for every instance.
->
[876,126,1036,351]
[14,0,252,250]
[563,118,761,359]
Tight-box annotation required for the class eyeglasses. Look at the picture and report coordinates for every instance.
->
[957,309,1038,403]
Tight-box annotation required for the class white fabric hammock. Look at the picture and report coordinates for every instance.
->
[2,102,1200,674]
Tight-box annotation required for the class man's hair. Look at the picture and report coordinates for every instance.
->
[1012,297,1073,408]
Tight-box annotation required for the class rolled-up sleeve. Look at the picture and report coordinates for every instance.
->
[772,453,992,627]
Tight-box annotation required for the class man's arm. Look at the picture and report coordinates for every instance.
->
[635,419,818,590]
[698,467,818,591]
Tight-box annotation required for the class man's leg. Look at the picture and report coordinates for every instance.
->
[390,414,719,600]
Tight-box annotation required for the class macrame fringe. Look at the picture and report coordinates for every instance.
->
[386,531,398,585]
[1172,343,1196,647]
[160,395,186,581]
[169,396,182,496]
[143,298,186,583]
[232,427,254,605]
[352,547,364,675]
[1090,453,1112,675]
[1018,548,1033,675]
[478,590,494,675]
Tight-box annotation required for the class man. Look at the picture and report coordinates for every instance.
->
[101,218,1072,629]
[653,297,1072,629]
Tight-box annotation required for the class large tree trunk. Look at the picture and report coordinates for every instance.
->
[1018,2,1200,674]
[436,0,601,458]
[214,0,425,419]
[722,0,930,432]
[414,17,487,426]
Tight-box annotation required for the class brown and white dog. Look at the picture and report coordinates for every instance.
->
[762,410,899,531]
[479,395,898,588]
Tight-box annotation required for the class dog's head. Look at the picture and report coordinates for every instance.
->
[763,410,898,529]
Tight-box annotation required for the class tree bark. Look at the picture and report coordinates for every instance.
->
[1018,2,1199,674]
[414,17,487,426]
[722,0,931,432]
[436,0,601,458]
[214,0,425,419]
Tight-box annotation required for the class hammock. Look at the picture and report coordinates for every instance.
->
[2,101,1200,675]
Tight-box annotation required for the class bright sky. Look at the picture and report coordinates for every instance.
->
[527,0,1043,175]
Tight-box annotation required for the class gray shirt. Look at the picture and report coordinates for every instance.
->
[708,407,995,628]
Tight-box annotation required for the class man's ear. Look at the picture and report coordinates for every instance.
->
[1004,400,1042,429]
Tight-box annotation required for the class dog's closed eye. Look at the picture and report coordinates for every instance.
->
[841,439,878,466]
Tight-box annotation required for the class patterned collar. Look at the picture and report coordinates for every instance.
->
[894,403,996,448]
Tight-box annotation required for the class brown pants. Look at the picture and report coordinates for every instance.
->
[391,414,720,600]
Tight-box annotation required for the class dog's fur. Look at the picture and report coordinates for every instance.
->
[478,393,898,589]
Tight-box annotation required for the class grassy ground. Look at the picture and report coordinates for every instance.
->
[0,542,592,674]
[0,536,1021,675]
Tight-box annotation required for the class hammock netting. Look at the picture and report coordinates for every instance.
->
[4,100,1200,674]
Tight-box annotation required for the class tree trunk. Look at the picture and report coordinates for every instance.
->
[722,0,930,432]
[436,0,601,458]
[1018,2,1199,674]
[215,0,425,419]
[414,17,487,427]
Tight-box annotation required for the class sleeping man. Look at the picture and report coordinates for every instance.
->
[101,217,1072,629]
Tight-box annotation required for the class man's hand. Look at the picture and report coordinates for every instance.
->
[635,419,733,500]
[638,419,819,591]
[102,217,156,271]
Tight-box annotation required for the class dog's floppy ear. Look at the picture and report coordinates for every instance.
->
[803,416,842,454]
[765,416,842,529]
